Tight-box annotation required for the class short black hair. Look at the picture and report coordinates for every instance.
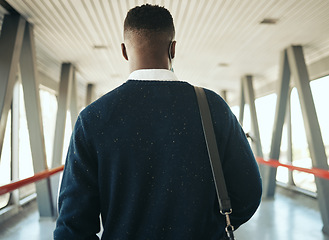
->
[124,4,175,38]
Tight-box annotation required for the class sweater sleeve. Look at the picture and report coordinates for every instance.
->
[54,115,100,240]
[207,90,262,230]
[222,112,262,229]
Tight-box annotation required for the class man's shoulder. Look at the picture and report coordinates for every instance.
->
[203,88,229,108]
[201,87,237,124]
[78,82,131,121]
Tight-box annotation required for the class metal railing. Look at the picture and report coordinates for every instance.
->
[0,165,64,196]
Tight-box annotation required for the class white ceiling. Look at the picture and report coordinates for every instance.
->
[2,0,329,103]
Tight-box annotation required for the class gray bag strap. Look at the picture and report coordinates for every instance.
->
[194,86,235,239]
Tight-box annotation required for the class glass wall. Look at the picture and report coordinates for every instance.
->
[230,74,329,194]
[290,75,329,192]
[40,89,58,167]
[0,82,74,209]
[18,85,35,199]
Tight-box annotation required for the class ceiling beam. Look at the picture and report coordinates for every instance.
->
[0,0,18,15]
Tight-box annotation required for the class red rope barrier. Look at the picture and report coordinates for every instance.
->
[1,157,328,196]
[0,165,64,196]
[256,157,329,180]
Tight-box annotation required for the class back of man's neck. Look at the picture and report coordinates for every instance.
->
[129,58,170,73]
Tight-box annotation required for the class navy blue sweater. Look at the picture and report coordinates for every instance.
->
[54,80,262,239]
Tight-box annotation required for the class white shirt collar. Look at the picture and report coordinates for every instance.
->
[128,69,178,81]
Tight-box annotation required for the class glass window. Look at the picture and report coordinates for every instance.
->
[62,111,73,164]
[18,85,35,199]
[231,104,251,132]
[291,87,315,192]
[231,104,252,146]
[255,94,277,159]
[254,93,290,183]
[241,104,251,134]
[230,105,239,120]
[40,90,73,166]
[290,75,329,192]
[40,89,58,167]
[311,75,329,160]
[230,75,329,193]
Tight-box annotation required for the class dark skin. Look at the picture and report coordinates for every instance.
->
[121,31,176,73]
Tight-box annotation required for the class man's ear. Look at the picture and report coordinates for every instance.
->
[121,43,128,61]
[170,41,176,59]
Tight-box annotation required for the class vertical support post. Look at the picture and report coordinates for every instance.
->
[0,15,25,158]
[220,90,227,102]
[51,63,74,215]
[263,50,291,197]
[287,45,329,234]
[69,68,78,129]
[10,81,20,205]
[238,79,245,125]
[86,83,94,106]
[20,23,54,217]
[286,91,295,186]
[243,75,265,177]
[51,63,74,168]
[243,75,264,158]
